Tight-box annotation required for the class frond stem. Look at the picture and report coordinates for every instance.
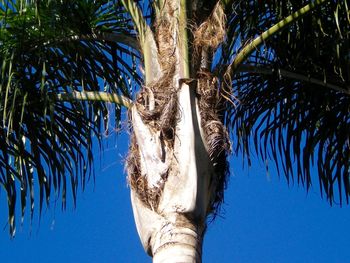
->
[30,32,139,51]
[56,91,133,108]
[96,31,140,50]
[238,64,348,94]
[121,0,148,44]
[179,0,190,78]
[226,0,328,75]
[121,0,160,83]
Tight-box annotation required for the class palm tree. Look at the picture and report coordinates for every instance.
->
[1,0,349,261]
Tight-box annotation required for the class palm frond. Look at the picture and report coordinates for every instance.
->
[0,0,140,235]
[219,0,350,204]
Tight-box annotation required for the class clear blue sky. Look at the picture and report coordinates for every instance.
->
[1,131,350,263]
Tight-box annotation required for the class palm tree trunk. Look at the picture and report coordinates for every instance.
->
[151,216,204,263]
[132,190,205,262]
[125,1,228,261]
[128,83,212,262]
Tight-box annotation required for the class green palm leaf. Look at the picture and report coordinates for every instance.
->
[0,0,139,235]
[220,0,350,204]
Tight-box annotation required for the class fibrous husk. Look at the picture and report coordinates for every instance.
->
[127,131,169,210]
[127,0,179,209]
[127,0,230,215]
[196,69,231,214]
[127,71,178,209]
[193,2,226,50]
[154,0,177,72]
[192,3,230,214]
